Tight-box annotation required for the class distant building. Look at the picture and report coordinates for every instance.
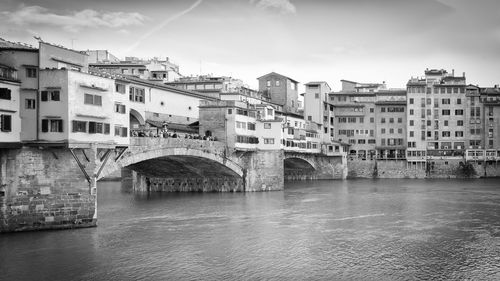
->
[303,81,333,144]
[89,54,181,83]
[479,85,500,150]
[257,72,300,114]
[165,75,246,99]
[406,69,467,162]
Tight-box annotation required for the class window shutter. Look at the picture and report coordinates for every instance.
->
[41,119,48,132]
[104,123,110,135]
[89,122,96,134]
[72,120,77,132]
[58,120,63,132]
[1,115,11,132]
[121,127,127,137]
[52,91,60,101]
[41,91,48,101]
[95,95,102,106]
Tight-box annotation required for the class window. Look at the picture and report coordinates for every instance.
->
[115,84,126,94]
[0,88,11,100]
[455,131,463,137]
[264,138,274,144]
[389,118,394,123]
[236,135,259,144]
[442,131,450,137]
[266,80,271,87]
[409,120,414,126]
[88,122,104,134]
[381,107,386,112]
[389,128,394,134]
[41,90,60,101]
[455,109,463,115]
[381,118,386,123]
[247,123,256,131]
[114,103,126,114]
[84,94,102,106]
[457,98,461,105]
[72,120,87,132]
[129,87,145,103]
[114,126,128,137]
[0,114,12,132]
[370,117,374,123]
[42,119,63,132]
[397,118,402,123]
[441,98,450,105]
[359,117,364,123]
[409,131,414,137]
[264,123,271,129]
[409,98,414,104]
[26,67,37,78]
[314,93,319,99]
[370,108,374,113]
[25,99,36,109]
[442,109,450,115]
[275,80,280,87]
[227,109,232,114]
[381,128,386,134]
[457,120,463,126]
[236,121,246,129]
[398,128,403,134]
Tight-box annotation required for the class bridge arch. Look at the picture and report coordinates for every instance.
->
[98,146,244,181]
[283,155,316,170]
[283,154,317,181]
[129,108,145,128]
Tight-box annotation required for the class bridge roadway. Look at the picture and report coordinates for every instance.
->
[0,137,346,232]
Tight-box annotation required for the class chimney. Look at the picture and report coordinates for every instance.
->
[463,72,465,78]
[452,69,455,76]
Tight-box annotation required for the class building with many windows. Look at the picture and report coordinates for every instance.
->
[0,64,21,147]
[406,69,467,170]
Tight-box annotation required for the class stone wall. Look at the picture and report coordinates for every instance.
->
[348,159,425,179]
[238,150,284,191]
[347,159,377,178]
[469,161,500,178]
[0,147,96,232]
[376,160,425,178]
[133,172,244,192]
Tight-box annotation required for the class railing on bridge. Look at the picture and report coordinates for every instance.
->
[129,137,227,155]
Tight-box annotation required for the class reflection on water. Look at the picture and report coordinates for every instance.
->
[1,179,500,280]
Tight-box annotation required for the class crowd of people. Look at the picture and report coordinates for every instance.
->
[131,129,216,141]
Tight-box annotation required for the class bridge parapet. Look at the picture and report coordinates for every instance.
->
[129,137,227,155]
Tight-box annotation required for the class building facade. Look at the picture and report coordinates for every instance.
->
[258,72,299,114]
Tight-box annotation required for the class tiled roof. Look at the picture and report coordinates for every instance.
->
[0,38,37,51]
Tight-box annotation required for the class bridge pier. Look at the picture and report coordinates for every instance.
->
[0,147,97,232]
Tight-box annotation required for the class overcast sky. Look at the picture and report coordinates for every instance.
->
[1,0,499,91]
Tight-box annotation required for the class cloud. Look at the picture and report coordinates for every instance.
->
[1,5,146,32]
[251,0,296,14]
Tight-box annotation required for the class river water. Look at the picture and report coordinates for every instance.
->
[1,179,500,280]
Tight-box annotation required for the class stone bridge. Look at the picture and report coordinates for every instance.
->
[0,137,346,232]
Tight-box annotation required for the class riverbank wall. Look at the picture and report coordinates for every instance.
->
[347,158,500,179]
